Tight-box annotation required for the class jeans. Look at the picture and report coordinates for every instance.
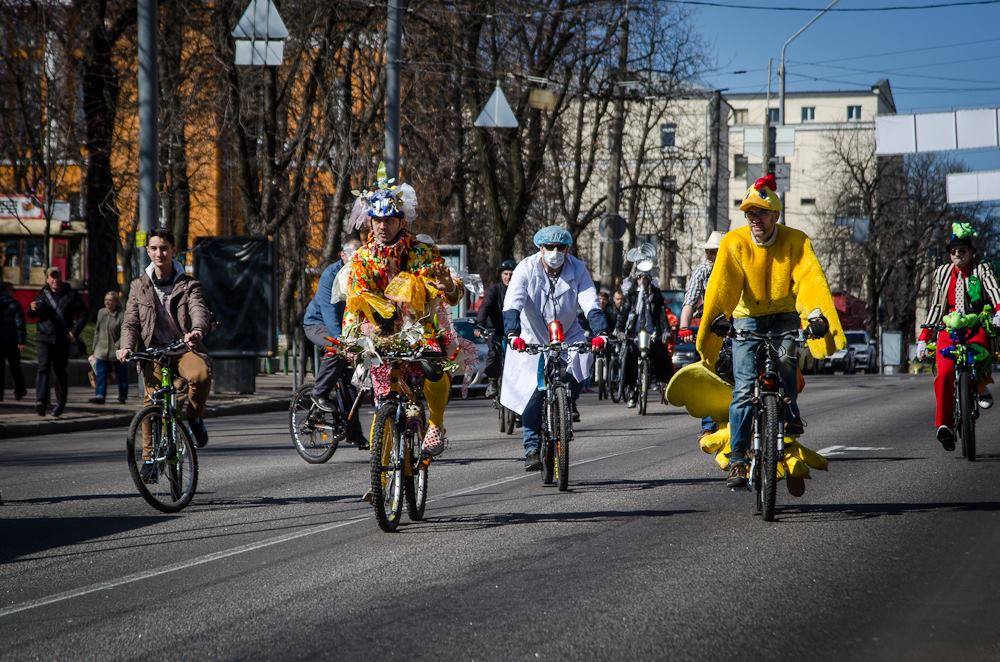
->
[701,416,717,433]
[522,376,581,457]
[303,324,363,442]
[94,358,129,400]
[729,312,800,460]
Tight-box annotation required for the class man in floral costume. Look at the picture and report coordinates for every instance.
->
[341,165,465,456]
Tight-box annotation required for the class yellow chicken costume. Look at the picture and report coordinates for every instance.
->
[667,174,846,492]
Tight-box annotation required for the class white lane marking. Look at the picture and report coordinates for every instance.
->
[818,445,893,457]
[0,443,659,619]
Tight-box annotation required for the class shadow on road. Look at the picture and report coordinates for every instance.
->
[571,477,718,493]
[778,500,1000,522]
[829,456,925,462]
[0,515,175,562]
[5,492,140,505]
[422,508,702,530]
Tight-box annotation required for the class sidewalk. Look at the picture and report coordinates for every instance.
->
[0,373,296,439]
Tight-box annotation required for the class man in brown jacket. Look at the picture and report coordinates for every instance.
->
[118,229,212,475]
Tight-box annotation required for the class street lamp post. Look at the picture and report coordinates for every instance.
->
[778,0,840,126]
[385,0,403,180]
[137,0,158,268]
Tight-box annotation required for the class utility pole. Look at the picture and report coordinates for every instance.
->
[385,0,403,179]
[778,0,840,125]
[764,58,774,174]
[603,8,628,287]
[706,89,721,240]
[137,0,158,268]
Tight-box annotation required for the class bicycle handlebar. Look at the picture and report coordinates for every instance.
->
[517,341,592,355]
[128,339,188,363]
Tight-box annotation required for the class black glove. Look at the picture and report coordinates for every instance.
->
[805,312,829,340]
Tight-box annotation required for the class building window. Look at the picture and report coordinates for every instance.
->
[800,197,816,205]
[660,175,676,193]
[801,106,815,122]
[733,154,747,178]
[767,108,780,123]
[732,108,748,124]
[847,105,862,121]
[660,123,676,148]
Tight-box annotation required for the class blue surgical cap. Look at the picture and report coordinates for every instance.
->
[532,225,573,248]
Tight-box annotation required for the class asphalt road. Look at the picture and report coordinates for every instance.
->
[2,375,1000,661]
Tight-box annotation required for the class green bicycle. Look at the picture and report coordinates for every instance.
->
[125,339,199,512]
[924,305,997,462]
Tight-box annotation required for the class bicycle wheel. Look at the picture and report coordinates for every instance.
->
[638,359,649,416]
[503,407,516,435]
[370,403,404,532]
[595,356,607,401]
[958,371,977,461]
[498,403,505,433]
[403,421,429,521]
[760,394,780,522]
[609,352,624,403]
[289,384,341,464]
[553,386,572,491]
[126,405,198,513]
[541,396,556,485]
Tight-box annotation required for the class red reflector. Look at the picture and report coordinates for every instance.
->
[548,320,565,343]
[761,374,779,391]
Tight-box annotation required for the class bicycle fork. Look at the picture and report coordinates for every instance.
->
[748,389,786,491]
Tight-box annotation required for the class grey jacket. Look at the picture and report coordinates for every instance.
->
[93,307,124,361]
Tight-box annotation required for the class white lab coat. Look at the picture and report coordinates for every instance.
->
[499,253,600,415]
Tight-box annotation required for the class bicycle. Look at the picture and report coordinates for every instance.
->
[924,305,996,462]
[635,330,654,416]
[608,336,626,404]
[125,339,198,513]
[519,324,592,492]
[477,325,517,435]
[710,314,826,522]
[288,365,367,464]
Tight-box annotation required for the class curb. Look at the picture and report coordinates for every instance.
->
[0,396,290,440]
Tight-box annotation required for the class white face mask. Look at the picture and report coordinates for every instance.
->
[542,248,566,269]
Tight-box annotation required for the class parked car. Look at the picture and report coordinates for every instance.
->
[453,317,490,394]
[844,329,878,374]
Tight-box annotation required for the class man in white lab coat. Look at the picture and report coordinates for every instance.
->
[500,226,609,470]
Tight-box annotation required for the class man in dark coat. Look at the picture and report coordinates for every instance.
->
[617,272,672,408]
[28,267,86,416]
[476,259,516,398]
[0,282,27,401]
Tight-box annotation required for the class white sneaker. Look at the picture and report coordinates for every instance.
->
[978,389,993,410]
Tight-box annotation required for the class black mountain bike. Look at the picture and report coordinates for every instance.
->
[635,330,654,416]
[289,365,367,464]
[125,339,198,513]
[609,337,626,404]
[519,337,591,491]
[711,315,826,522]
[478,325,517,435]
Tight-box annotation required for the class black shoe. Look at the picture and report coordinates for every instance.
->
[351,436,369,451]
[14,390,25,401]
[189,417,209,448]
[117,396,127,404]
[936,425,956,452]
[572,405,581,422]
[312,395,336,412]
[785,419,805,436]
[485,379,499,399]
[139,461,158,484]
[51,402,65,417]
[88,397,105,405]
[524,452,542,471]
[726,461,749,489]
[786,475,806,497]
[35,401,46,416]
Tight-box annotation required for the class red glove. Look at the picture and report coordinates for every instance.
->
[678,328,695,343]
[591,335,607,351]
[511,336,527,352]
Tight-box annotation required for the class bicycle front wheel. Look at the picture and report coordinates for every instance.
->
[609,353,624,403]
[404,420,429,521]
[958,371,977,461]
[503,407,516,435]
[759,394,780,522]
[370,403,404,532]
[638,360,649,416]
[126,405,198,513]
[289,384,340,464]
[553,386,572,492]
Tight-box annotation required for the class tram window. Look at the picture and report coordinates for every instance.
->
[0,238,46,285]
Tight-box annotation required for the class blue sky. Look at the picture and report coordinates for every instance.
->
[690,0,1000,170]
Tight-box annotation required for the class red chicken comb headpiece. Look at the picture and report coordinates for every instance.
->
[753,173,777,192]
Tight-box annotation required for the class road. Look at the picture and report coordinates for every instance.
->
[2,374,1000,661]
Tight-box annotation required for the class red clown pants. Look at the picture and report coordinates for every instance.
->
[934,328,991,429]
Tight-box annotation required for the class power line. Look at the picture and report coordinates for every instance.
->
[657,0,1000,10]
[788,55,1000,86]
[791,36,1000,66]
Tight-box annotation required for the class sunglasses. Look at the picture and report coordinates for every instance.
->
[541,244,569,251]
[744,210,769,222]
[949,248,970,256]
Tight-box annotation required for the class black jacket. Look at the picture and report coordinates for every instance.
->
[30,283,86,344]
[0,292,26,345]
[617,286,666,336]
[476,282,507,333]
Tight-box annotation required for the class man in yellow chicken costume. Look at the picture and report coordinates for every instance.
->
[668,173,845,494]
[341,164,464,457]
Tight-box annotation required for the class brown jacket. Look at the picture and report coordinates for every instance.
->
[122,271,210,352]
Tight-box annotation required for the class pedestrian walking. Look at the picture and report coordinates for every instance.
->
[0,282,27,401]
[90,291,129,405]
[28,267,86,417]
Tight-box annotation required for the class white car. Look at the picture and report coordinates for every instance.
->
[452,317,490,394]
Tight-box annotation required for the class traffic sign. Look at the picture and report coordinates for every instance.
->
[474,82,518,129]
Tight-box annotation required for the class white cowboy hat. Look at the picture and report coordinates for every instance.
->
[703,231,725,250]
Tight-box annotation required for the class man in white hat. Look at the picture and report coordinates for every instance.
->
[678,230,724,437]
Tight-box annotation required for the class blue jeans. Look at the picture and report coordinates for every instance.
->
[523,377,581,457]
[729,312,800,460]
[701,416,717,433]
[95,358,129,400]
